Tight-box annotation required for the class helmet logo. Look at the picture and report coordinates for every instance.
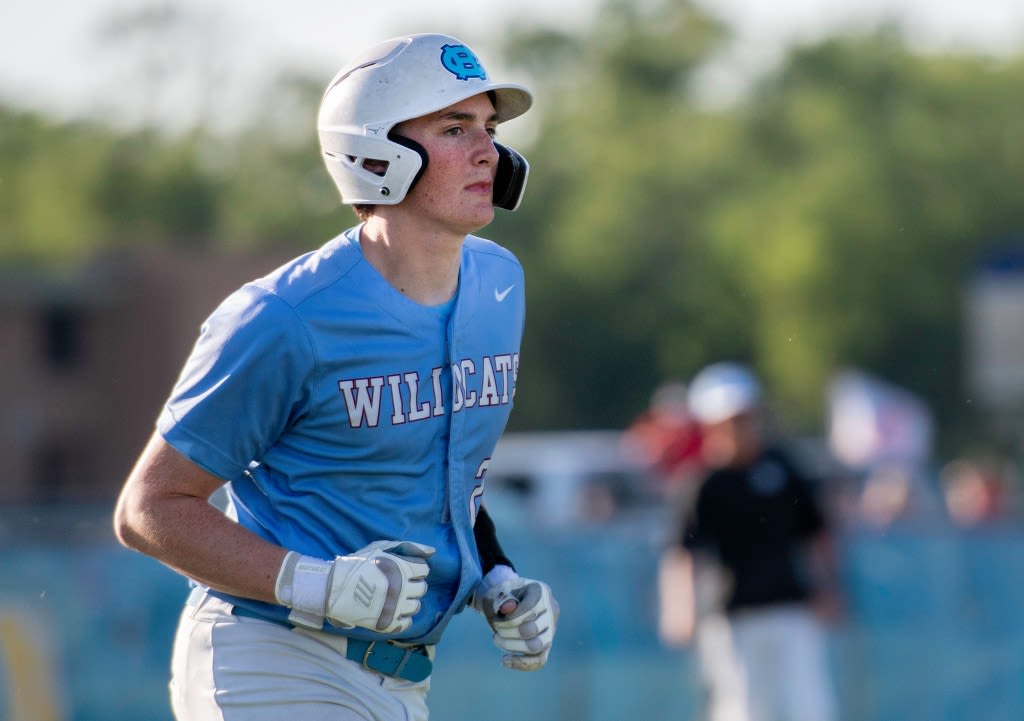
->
[439,44,488,81]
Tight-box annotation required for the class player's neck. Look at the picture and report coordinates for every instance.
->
[359,216,462,306]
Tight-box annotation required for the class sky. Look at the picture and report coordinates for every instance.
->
[2,0,1023,131]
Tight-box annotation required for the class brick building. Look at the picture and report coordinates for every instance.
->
[0,250,289,504]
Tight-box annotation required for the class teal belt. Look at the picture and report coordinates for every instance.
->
[344,637,432,682]
[229,604,432,682]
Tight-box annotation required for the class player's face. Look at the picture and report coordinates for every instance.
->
[699,412,761,468]
[392,93,500,234]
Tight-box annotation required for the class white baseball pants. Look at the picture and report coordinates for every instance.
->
[169,592,431,721]
[695,605,837,721]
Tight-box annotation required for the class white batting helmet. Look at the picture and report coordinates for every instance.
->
[318,33,533,209]
[688,362,762,424]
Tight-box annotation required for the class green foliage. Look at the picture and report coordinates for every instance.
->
[94,132,220,248]
[711,32,1024,433]
[500,5,1024,451]
[0,111,110,268]
[215,72,352,252]
[3,0,1024,455]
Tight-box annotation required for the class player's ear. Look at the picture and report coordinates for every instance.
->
[493,143,529,211]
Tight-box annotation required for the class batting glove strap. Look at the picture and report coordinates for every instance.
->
[274,552,332,630]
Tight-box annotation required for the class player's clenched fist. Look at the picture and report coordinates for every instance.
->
[329,541,434,632]
[275,541,434,633]
[474,574,559,671]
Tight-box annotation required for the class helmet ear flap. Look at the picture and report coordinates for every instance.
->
[493,143,530,211]
[388,134,429,195]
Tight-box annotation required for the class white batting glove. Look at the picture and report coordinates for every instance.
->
[275,540,434,633]
[473,568,559,671]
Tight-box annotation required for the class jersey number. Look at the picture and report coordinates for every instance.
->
[469,458,490,525]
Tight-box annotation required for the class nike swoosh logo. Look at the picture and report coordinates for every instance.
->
[494,285,515,302]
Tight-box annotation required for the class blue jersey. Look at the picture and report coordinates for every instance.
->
[157,225,525,645]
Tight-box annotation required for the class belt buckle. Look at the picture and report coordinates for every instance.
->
[360,640,377,670]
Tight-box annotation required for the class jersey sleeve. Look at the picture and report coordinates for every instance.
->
[474,504,515,573]
[157,284,316,480]
[778,448,828,538]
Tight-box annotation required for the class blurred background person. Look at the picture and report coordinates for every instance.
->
[826,369,945,529]
[940,455,1014,527]
[623,380,704,503]
[658,362,841,721]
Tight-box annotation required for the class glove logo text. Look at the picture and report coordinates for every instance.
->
[354,577,376,608]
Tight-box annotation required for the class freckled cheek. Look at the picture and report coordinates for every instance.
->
[409,168,446,204]
[418,161,453,191]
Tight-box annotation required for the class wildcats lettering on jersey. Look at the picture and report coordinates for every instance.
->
[337,353,518,428]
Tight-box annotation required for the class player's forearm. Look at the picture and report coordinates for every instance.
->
[117,493,286,604]
[658,547,697,645]
[114,434,287,605]
[808,531,841,593]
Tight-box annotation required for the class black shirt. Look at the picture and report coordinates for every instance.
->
[678,445,827,613]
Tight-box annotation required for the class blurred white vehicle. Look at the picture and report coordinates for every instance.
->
[482,430,663,528]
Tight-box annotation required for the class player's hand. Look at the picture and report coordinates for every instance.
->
[275,541,434,634]
[812,587,845,626]
[477,576,559,671]
[327,540,434,633]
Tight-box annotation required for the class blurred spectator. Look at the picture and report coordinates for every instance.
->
[852,461,950,529]
[623,380,703,500]
[857,462,916,528]
[658,362,840,721]
[827,369,945,529]
[827,369,933,473]
[940,455,1011,527]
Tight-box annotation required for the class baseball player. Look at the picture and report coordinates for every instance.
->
[657,362,840,721]
[113,33,558,721]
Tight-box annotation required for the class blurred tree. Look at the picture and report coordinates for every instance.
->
[215,72,350,252]
[94,131,219,249]
[498,3,1024,450]
[94,2,237,132]
[3,0,1024,456]
[0,110,112,268]
[498,0,743,429]
[707,30,1024,436]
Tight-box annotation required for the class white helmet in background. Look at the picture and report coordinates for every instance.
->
[318,33,533,209]
[688,362,762,424]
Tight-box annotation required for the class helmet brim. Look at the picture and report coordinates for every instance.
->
[489,84,533,124]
